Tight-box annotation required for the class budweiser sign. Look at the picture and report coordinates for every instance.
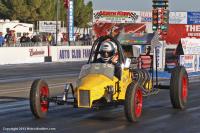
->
[29,48,45,57]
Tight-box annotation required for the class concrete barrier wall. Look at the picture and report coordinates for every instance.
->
[0,47,48,64]
[0,46,92,65]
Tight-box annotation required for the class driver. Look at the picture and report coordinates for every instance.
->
[97,40,119,64]
[96,40,121,79]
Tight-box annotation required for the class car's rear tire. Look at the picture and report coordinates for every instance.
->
[30,79,49,118]
[170,66,188,109]
[124,83,143,122]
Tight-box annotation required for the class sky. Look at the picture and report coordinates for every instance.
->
[84,0,200,12]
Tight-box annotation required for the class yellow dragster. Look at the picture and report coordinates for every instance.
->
[30,35,189,122]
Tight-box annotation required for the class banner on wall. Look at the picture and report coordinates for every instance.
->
[187,12,200,24]
[180,55,196,72]
[57,47,91,61]
[140,11,152,23]
[169,12,187,24]
[181,38,200,55]
[166,24,200,44]
[93,10,141,23]
[93,23,146,38]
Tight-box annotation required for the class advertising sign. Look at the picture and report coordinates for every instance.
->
[169,12,187,24]
[29,48,45,57]
[187,12,200,24]
[68,0,75,41]
[140,11,152,23]
[55,46,91,62]
[93,23,146,38]
[93,10,141,23]
[181,38,200,55]
[39,21,61,33]
[165,24,200,44]
[180,55,196,72]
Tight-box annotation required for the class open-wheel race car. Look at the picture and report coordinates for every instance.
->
[29,34,189,122]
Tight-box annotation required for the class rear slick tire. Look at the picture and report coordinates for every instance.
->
[170,66,188,109]
[124,83,143,122]
[30,79,49,119]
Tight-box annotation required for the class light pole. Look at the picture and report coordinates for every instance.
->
[56,0,60,46]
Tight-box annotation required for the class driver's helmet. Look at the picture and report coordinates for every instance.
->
[99,40,117,62]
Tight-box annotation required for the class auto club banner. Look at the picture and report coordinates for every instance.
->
[165,24,200,44]
[93,10,141,23]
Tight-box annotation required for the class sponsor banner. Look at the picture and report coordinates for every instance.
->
[187,12,200,24]
[169,12,187,24]
[93,10,141,23]
[181,38,200,55]
[165,24,200,44]
[197,55,200,71]
[0,47,48,65]
[68,0,75,41]
[180,55,196,72]
[50,46,91,62]
[93,23,146,38]
[39,21,61,33]
[140,11,152,23]
[29,48,45,57]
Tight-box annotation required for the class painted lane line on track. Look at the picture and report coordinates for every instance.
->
[0,73,78,83]
[0,82,67,92]
[0,85,66,94]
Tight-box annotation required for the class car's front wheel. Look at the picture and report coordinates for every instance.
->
[30,79,49,119]
[124,83,143,122]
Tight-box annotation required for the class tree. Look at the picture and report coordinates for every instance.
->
[74,0,93,28]
[0,0,93,28]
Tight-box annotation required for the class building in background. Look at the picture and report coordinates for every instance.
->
[0,19,34,41]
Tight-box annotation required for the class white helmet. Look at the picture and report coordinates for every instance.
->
[99,40,117,62]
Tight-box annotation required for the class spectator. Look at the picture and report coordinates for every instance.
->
[25,33,31,43]
[0,32,4,47]
[20,33,27,43]
[6,30,16,47]
[47,33,52,45]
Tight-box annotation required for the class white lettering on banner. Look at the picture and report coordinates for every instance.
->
[185,25,200,32]
[29,49,45,57]
[180,55,196,72]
